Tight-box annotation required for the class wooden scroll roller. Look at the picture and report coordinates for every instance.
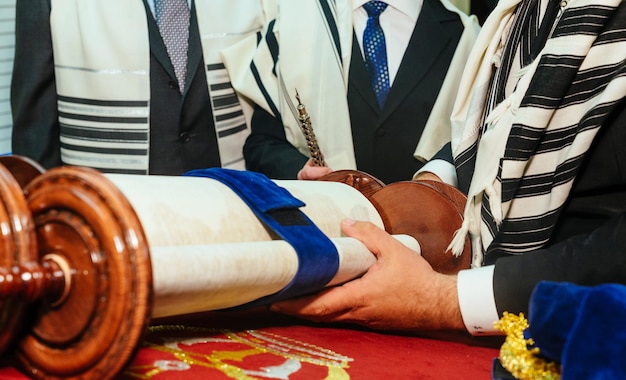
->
[0,155,469,379]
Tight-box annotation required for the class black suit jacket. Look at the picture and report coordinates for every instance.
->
[11,0,221,175]
[493,212,626,316]
[244,0,464,184]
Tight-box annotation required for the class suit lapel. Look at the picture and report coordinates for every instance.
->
[143,0,177,81]
[379,0,460,123]
[348,33,380,114]
[184,1,203,97]
[142,0,201,94]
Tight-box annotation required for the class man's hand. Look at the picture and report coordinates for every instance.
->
[270,219,465,332]
[296,158,332,180]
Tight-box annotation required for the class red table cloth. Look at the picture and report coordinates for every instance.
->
[0,308,502,379]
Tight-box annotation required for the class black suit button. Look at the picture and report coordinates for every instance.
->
[168,80,178,89]
[179,132,191,143]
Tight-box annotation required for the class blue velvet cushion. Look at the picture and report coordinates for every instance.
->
[528,281,626,379]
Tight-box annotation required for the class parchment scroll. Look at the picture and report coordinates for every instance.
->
[105,175,419,317]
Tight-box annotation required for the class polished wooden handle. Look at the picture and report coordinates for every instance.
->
[0,259,66,304]
[0,156,41,356]
[0,156,152,380]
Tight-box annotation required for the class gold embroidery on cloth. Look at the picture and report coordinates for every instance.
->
[125,325,353,379]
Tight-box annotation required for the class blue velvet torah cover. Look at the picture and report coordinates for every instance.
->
[184,168,340,309]
[528,281,626,379]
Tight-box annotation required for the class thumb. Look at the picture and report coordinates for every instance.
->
[341,219,399,259]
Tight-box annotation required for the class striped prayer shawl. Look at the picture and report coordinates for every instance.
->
[50,0,257,174]
[448,0,626,266]
[194,0,264,169]
[224,0,358,171]
[413,1,482,162]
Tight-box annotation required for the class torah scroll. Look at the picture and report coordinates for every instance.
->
[104,174,418,318]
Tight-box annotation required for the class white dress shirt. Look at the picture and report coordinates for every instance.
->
[353,0,423,85]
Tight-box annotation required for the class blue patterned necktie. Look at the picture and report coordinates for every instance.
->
[362,1,389,108]
[155,0,190,93]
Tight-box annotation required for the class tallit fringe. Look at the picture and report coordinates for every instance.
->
[485,185,503,225]
[514,64,530,79]
[485,96,512,125]
[447,218,470,257]
[491,54,502,68]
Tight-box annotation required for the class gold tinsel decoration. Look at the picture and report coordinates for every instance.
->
[494,312,561,380]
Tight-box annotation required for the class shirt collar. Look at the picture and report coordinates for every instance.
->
[352,0,420,21]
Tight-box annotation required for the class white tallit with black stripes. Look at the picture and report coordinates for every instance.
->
[447,0,626,267]
[223,0,357,170]
[50,0,256,174]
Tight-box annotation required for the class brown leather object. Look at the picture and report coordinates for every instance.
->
[319,169,386,199]
[369,181,470,274]
[319,170,470,274]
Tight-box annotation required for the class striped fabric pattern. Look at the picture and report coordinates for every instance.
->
[227,0,358,171]
[451,0,626,265]
[0,0,14,154]
[58,95,150,174]
[206,62,248,168]
[50,0,152,174]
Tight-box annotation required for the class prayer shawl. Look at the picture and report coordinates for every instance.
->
[447,0,626,266]
[50,0,259,173]
[413,2,481,162]
[222,0,479,170]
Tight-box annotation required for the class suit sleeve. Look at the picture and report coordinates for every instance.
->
[243,105,308,179]
[493,212,626,316]
[11,0,61,169]
[430,142,453,163]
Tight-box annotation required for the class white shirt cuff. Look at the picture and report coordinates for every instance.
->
[413,159,458,187]
[457,265,502,335]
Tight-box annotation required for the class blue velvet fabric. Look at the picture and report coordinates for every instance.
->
[527,281,626,379]
[184,168,340,309]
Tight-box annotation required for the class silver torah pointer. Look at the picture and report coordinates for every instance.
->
[295,90,326,167]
